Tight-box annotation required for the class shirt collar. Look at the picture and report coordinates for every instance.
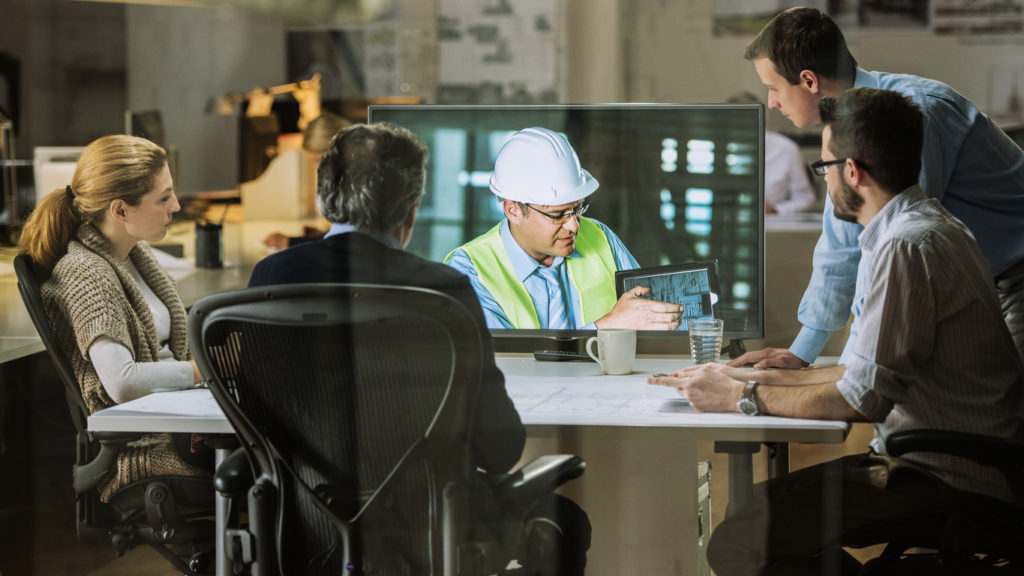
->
[854,67,876,89]
[859,184,927,252]
[499,219,580,282]
[324,222,403,251]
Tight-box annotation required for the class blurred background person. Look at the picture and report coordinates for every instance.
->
[262,111,352,251]
[729,91,817,214]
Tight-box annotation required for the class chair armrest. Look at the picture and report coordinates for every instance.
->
[73,431,139,494]
[494,455,585,512]
[214,447,254,497]
[886,430,1024,475]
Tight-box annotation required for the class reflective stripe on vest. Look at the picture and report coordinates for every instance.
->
[446,218,618,328]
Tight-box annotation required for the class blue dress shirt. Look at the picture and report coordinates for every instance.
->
[446,218,639,329]
[791,68,1024,362]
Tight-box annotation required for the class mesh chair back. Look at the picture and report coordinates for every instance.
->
[13,253,90,431]
[190,284,483,575]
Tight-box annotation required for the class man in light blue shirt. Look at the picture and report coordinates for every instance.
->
[733,6,1024,368]
[652,84,1024,576]
[446,127,684,330]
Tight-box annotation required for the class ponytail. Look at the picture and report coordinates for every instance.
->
[20,185,84,270]
[17,134,166,270]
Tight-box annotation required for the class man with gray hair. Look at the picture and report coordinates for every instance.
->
[248,121,590,575]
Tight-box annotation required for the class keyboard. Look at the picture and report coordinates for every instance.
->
[532,350,593,362]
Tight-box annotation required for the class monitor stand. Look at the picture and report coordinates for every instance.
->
[721,338,746,359]
[551,335,588,352]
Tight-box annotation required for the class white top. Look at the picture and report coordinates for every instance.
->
[764,131,816,214]
[88,259,194,404]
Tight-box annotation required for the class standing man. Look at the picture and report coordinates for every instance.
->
[446,126,683,330]
[734,6,1024,368]
[249,122,590,576]
[652,88,1024,576]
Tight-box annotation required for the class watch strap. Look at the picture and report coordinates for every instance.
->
[740,380,762,416]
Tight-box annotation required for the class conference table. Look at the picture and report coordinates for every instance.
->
[2,212,848,574]
[88,355,848,576]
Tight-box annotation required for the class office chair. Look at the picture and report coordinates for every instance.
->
[850,429,1024,575]
[189,283,586,576]
[13,252,220,575]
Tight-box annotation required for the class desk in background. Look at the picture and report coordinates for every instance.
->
[0,216,327,365]
[761,213,850,357]
[89,356,848,576]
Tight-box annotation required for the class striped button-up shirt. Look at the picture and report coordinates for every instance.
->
[836,185,1024,504]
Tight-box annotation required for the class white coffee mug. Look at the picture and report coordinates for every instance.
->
[586,328,637,375]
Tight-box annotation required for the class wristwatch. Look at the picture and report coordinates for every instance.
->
[736,381,762,416]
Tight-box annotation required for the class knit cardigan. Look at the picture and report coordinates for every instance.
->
[42,222,207,501]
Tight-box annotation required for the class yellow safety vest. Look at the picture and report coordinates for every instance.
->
[446,218,618,329]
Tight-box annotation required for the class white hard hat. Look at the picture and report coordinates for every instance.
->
[489,127,599,205]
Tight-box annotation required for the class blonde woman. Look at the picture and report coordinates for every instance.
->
[20,134,209,500]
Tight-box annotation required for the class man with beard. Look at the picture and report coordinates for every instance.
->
[650,88,1024,576]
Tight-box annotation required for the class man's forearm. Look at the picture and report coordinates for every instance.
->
[758,381,867,421]
[749,365,846,387]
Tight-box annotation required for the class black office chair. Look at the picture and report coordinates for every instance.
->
[13,252,219,575]
[188,283,586,576]
[851,429,1024,575]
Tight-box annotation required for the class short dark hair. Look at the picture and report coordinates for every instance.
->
[744,7,858,86]
[818,88,924,194]
[316,122,428,232]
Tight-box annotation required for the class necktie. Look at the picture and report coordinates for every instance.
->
[538,265,568,329]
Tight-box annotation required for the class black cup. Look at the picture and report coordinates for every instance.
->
[195,221,223,268]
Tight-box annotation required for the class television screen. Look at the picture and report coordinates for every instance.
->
[368,104,764,346]
[125,109,165,147]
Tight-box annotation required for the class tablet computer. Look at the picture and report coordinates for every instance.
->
[615,260,720,331]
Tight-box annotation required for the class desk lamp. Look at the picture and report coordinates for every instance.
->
[206,73,322,130]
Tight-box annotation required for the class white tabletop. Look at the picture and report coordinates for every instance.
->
[89,357,849,445]
[87,388,231,434]
[764,211,823,232]
[0,254,47,362]
[498,356,849,443]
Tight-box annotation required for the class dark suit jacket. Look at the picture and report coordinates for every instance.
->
[248,231,526,473]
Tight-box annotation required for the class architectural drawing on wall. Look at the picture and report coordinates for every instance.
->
[856,0,930,31]
[712,0,828,36]
[436,0,560,104]
[364,19,400,98]
[990,64,1024,118]
[933,0,1023,35]
[286,29,366,102]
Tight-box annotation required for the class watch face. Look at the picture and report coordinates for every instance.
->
[738,397,759,416]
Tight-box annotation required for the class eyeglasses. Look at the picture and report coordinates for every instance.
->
[810,158,847,177]
[523,200,590,225]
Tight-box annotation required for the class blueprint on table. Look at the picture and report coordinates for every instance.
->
[508,377,689,416]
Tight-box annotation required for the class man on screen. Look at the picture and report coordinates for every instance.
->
[248,122,591,575]
[445,126,684,330]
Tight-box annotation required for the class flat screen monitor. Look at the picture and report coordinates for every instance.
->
[125,109,165,148]
[367,104,765,349]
